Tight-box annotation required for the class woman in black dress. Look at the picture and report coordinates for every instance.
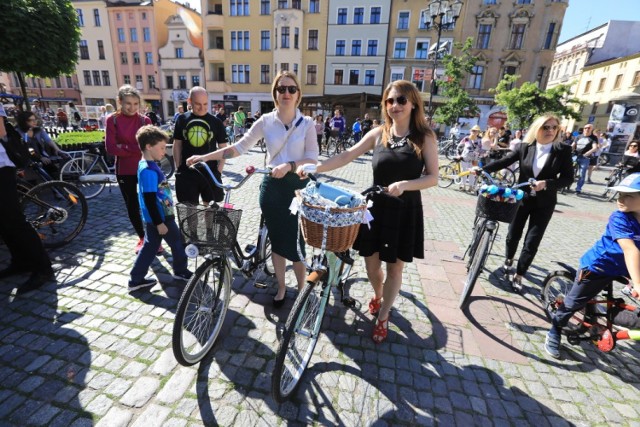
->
[299,80,439,343]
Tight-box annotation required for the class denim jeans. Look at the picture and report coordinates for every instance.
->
[130,217,188,283]
[575,156,590,192]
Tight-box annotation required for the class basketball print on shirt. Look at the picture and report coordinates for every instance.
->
[183,118,213,148]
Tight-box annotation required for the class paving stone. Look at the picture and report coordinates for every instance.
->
[120,377,160,408]
[157,368,197,404]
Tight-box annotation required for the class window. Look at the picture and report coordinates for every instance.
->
[294,28,299,49]
[178,75,187,89]
[278,0,287,7]
[370,7,381,24]
[66,76,73,88]
[633,71,640,86]
[367,40,378,56]
[334,70,344,85]
[544,23,556,50]
[397,12,409,30]
[261,31,271,50]
[124,75,131,85]
[132,52,140,64]
[337,8,347,24]
[261,65,270,84]
[365,70,375,85]
[415,41,429,59]
[310,0,319,13]
[483,0,497,4]
[130,28,138,42]
[54,77,61,88]
[572,59,579,75]
[231,65,250,83]
[136,75,143,90]
[293,0,301,9]
[391,71,403,81]
[281,63,289,71]
[79,40,89,60]
[116,12,121,20]
[293,63,298,75]
[308,30,318,50]
[614,74,623,89]
[281,27,290,48]
[584,80,591,93]
[166,75,174,88]
[192,75,200,87]
[117,28,125,43]
[142,12,146,19]
[351,40,362,56]
[307,65,317,85]
[477,24,491,49]
[336,40,345,56]
[354,7,364,24]
[76,9,84,26]
[230,0,249,16]
[97,40,105,60]
[394,41,407,59]
[93,70,101,86]
[509,24,526,49]
[175,47,184,58]
[143,27,151,42]
[591,102,599,115]
[468,65,484,89]
[231,31,250,50]
[597,78,606,92]
[102,71,110,86]
[145,52,153,65]
[93,9,101,26]
[349,70,359,85]
[260,0,270,14]
[517,0,532,3]
[606,101,614,114]
[83,70,91,86]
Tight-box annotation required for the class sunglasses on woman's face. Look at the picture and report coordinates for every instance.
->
[385,95,408,106]
[630,145,639,148]
[276,85,298,94]
[542,125,559,131]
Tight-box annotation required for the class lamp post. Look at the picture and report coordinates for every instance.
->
[423,0,463,121]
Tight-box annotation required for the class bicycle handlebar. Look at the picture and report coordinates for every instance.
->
[190,162,270,192]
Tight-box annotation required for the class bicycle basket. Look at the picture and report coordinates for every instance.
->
[296,188,367,252]
[475,195,521,223]
[176,203,242,253]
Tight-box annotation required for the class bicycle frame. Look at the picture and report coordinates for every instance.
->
[75,152,117,184]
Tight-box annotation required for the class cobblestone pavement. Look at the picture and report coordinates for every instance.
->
[1,148,639,426]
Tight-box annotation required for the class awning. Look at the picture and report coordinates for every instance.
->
[0,93,23,100]
[37,97,77,102]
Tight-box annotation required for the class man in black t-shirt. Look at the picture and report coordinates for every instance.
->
[173,87,228,204]
[571,124,599,194]
[361,113,373,135]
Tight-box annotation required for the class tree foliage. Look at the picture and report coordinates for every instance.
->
[0,0,81,109]
[492,75,584,129]
[433,37,480,126]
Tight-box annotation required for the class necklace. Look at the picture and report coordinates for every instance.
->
[389,131,410,149]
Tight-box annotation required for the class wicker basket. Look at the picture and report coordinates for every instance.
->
[475,196,521,224]
[176,203,242,253]
[296,191,367,252]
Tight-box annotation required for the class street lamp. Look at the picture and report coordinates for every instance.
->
[423,0,463,120]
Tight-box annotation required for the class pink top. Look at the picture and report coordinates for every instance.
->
[105,112,151,175]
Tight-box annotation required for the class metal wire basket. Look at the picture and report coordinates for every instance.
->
[176,203,242,253]
[475,196,521,224]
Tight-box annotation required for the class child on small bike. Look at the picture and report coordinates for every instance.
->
[545,172,640,359]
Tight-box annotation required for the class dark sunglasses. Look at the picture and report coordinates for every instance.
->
[385,95,408,106]
[630,144,639,148]
[276,85,298,94]
[542,125,559,131]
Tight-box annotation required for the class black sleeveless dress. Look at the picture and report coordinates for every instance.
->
[353,136,425,263]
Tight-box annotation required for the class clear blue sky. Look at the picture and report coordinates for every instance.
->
[560,0,640,42]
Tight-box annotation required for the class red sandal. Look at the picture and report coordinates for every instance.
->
[368,296,382,315]
[372,318,388,344]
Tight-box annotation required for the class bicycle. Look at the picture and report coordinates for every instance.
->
[438,159,515,190]
[271,164,381,403]
[171,163,275,366]
[602,160,637,201]
[458,170,534,309]
[541,262,640,353]
[437,136,460,160]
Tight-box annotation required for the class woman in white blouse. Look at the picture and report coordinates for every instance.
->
[187,71,318,307]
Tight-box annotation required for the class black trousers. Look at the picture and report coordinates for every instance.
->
[505,197,555,276]
[116,175,145,239]
[0,166,51,272]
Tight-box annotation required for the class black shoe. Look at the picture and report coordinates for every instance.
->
[272,295,286,308]
[511,276,523,293]
[0,264,29,279]
[128,277,157,292]
[16,269,55,295]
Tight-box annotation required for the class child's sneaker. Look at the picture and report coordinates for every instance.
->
[544,331,561,359]
[128,277,157,292]
[173,271,193,282]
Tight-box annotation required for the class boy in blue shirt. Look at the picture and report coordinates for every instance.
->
[129,125,192,291]
[545,173,640,358]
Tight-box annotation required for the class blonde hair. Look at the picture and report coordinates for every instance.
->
[523,113,561,144]
[380,80,436,158]
[271,71,302,107]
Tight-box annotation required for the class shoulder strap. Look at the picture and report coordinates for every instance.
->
[268,116,304,164]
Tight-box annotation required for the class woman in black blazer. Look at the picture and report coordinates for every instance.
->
[480,113,574,291]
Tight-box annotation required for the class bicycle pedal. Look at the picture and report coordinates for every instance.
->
[253,281,267,289]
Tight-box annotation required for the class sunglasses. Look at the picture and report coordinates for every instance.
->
[630,145,639,148]
[542,125,559,131]
[276,85,298,94]
[385,95,408,106]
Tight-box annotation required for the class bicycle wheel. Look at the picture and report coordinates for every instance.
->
[491,168,515,187]
[172,256,232,366]
[598,154,609,166]
[60,156,108,199]
[327,138,339,156]
[21,181,88,248]
[438,164,456,188]
[445,144,458,160]
[272,280,328,402]
[541,270,588,334]
[157,155,175,180]
[459,229,492,309]
[259,138,266,153]
[258,225,275,276]
[603,173,619,201]
[464,219,485,270]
